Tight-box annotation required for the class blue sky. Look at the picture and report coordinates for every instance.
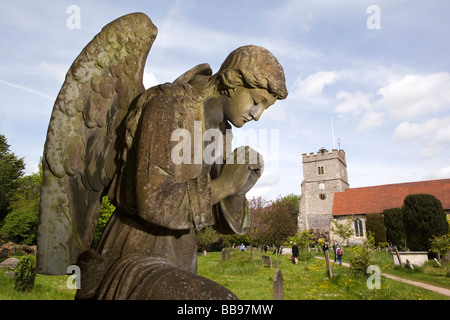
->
[1,1,450,201]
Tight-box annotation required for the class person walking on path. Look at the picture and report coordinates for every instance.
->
[292,243,299,264]
[336,245,343,266]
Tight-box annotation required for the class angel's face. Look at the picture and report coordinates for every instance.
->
[225,87,277,128]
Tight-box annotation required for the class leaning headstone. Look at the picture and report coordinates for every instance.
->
[433,258,441,267]
[273,269,284,300]
[406,259,414,270]
[227,249,231,261]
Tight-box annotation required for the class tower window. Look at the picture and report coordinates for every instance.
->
[318,166,324,175]
[319,193,326,200]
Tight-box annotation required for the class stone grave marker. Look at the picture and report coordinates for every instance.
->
[273,269,284,300]
[262,255,272,268]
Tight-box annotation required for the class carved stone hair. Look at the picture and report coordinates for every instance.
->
[214,45,288,100]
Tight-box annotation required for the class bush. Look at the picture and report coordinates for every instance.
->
[349,245,371,275]
[366,213,386,246]
[14,255,36,292]
[383,208,406,249]
[402,194,449,251]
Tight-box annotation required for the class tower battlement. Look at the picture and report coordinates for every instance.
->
[302,148,346,164]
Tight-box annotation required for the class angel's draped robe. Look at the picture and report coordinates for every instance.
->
[76,82,249,300]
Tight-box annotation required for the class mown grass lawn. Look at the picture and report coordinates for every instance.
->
[197,250,449,300]
[0,249,448,300]
[0,271,76,300]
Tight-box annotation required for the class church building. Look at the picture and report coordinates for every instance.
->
[298,148,450,244]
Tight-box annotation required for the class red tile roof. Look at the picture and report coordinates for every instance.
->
[332,179,450,216]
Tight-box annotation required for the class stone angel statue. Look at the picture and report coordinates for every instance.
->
[36,12,287,300]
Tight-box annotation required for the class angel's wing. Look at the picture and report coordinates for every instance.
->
[37,13,157,275]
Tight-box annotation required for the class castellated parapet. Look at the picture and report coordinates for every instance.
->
[302,148,347,164]
[298,148,349,232]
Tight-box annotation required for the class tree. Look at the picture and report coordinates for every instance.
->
[197,226,221,252]
[0,134,25,222]
[263,195,298,247]
[365,213,386,246]
[0,161,42,244]
[430,233,450,277]
[331,216,354,245]
[383,208,406,249]
[248,196,271,246]
[402,194,449,251]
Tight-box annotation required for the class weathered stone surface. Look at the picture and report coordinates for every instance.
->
[0,257,20,269]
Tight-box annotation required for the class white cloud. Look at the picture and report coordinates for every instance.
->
[392,117,450,158]
[377,72,450,120]
[293,71,340,98]
[357,112,384,131]
[335,91,372,115]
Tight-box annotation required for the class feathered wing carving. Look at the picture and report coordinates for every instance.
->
[37,13,158,275]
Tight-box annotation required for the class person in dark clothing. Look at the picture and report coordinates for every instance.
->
[322,241,329,255]
[292,243,299,264]
[332,240,338,262]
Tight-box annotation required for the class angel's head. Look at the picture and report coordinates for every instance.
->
[215,45,288,99]
[213,45,288,127]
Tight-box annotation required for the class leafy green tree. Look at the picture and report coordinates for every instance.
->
[430,233,450,277]
[349,245,372,274]
[0,160,42,244]
[402,194,449,251]
[0,134,25,222]
[264,195,298,247]
[331,216,354,245]
[383,208,406,249]
[197,226,221,252]
[365,213,386,246]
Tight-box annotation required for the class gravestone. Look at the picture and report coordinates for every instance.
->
[434,258,441,267]
[227,249,231,261]
[273,269,284,300]
[406,259,414,270]
[262,255,272,268]
[221,249,226,262]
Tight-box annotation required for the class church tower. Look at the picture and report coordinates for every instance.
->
[298,148,349,232]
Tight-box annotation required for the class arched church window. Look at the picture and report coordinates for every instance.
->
[355,218,364,237]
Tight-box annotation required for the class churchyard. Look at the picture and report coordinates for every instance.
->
[1,246,448,300]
